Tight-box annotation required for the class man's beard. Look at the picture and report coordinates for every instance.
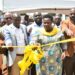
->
[70,16,75,22]
[14,24,20,28]
[56,22,60,26]
[36,21,42,26]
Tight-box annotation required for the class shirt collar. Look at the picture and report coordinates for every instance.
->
[33,22,43,27]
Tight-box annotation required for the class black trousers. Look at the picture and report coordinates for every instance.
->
[0,69,2,75]
[63,54,75,75]
[31,64,36,75]
[62,62,65,75]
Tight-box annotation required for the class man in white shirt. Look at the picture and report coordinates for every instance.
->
[1,12,13,75]
[1,12,13,32]
[27,12,43,42]
[27,12,43,75]
[53,15,61,29]
[4,14,28,75]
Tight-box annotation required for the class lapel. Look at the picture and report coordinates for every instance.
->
[10,24,28,45]
[20,25,28,45]
[9,24,17,45]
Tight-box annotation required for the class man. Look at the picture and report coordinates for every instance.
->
[0,32,8,75]
[3,12,13,27]
[61,8,75,75]
[1,12,13,35]
[1,12,13,75]
[27,12,43,75]
[4,14,28,75]
[22,14,29,26]
[53,15,61,28]
[27,12,43,41]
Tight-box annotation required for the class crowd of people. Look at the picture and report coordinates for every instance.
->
[0,8,75,75]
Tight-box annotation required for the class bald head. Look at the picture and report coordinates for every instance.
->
[13,13,21,28]
[34,12,41,17]
[4,12,13,25]
[4,12,12,18]
[33,12,42,26]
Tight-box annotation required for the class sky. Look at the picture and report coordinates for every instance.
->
[1,0,75,12]
[0,0,3,11]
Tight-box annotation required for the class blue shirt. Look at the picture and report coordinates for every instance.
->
[27,22,43,42]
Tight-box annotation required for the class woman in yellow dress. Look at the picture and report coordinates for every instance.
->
[30,14,66,75]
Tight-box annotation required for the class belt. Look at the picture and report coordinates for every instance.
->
[16,54,24,56]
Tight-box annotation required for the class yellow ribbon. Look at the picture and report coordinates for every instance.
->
[2,38,75,48]
[42,37,75,47]
[18,44,44,75]
[17,37,75,75]
[2,38,75,75]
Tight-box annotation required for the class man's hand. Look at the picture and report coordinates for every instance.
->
[8,47,13,51]
[7,44,13,51]
[65,29,73,36]
[27,27,32,36]
[29,27,32,34]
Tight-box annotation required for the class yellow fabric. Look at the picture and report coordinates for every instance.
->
[1,37,75,75]
[17,37,75,75]
[2,33,75,75]
[41,26,59,36]
[18,45,44,75]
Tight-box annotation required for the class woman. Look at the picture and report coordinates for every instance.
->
[30,14,66,75]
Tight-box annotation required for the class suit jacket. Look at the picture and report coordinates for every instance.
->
[4,23,28,66]
[61,18,75,57]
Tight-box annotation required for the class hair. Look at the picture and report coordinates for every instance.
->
[0,32,5,40]
[13,13,21,19]
[24,14,29,20]
[43,14,53,22]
